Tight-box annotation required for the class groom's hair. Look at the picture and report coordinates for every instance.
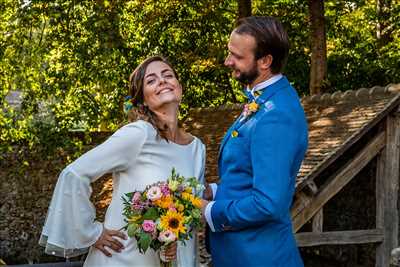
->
[235,16,289,74]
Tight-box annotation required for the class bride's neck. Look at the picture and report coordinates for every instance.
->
[152,105,180,141]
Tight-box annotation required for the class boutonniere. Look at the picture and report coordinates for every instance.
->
[232,101,260,138]
[242,101,259,120]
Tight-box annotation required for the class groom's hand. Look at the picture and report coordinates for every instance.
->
[201,199,210,220]
[94,227,127,257]
[203,183,213,201]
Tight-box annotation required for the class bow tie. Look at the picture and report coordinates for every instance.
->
[244,88,264,103]
[244,89,255,102]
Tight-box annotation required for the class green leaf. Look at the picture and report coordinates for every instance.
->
[142,207,159,220]
[127,223,138,237]
[138,232,152,253]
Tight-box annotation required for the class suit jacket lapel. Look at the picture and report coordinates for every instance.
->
[218,87,249,163]
[255,76,289,105]
[233,76,290,130]
[218,76,290,167]
[218,117,241,165]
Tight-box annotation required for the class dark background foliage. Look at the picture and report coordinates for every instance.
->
[1,0,399,152]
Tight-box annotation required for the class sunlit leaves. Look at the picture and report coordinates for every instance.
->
[0,0,399,153]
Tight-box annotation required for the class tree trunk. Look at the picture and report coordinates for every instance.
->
[376,0,392,48]
[238,0,251,19]
[309,0,327,95]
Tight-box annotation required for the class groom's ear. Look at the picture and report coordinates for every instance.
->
[258,55,273,71]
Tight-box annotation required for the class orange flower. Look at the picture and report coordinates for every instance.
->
[190,196,202,208]
[248,101,259,112]
[154,195,174,209]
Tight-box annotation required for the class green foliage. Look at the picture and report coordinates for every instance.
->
[325,0,400,91]
[253,0,400,95]
[120,0,240,108]
[1,0,399,155]
[137,232,152,253]
[0,0,239,155]
[127,223,138,237]
[142,207,159,221]
[253,0,310,95]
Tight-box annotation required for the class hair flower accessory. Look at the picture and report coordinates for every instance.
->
[124,96,134,114]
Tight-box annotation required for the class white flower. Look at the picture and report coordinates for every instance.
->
[158,230,177,243]
[168,180,179,191]
[147,186,162,201]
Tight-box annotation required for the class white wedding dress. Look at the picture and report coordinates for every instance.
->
[39,120,206,267]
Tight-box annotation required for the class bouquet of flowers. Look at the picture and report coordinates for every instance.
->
[122,168,204,266]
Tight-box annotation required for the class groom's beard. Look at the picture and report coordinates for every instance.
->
[235,62,259,85]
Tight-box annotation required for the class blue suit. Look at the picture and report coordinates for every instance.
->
[210,76,308,267]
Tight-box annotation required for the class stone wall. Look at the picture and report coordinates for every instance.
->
[0,134,110,265]
[0,135,209,265]
[1,148,71,264]
[1,139,398,266]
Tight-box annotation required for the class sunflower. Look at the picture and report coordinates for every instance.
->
[160,210,186,237]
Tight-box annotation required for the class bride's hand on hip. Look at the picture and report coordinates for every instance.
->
[93,227,127,257]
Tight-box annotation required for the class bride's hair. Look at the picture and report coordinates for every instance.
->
[127,55,180,140]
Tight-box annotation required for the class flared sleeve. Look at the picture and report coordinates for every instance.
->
[39,122,147,258]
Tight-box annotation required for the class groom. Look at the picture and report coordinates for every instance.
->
[202,16,308,266]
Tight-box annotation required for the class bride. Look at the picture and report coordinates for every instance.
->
[39,55,206,267]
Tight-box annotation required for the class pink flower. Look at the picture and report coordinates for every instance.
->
[147,186,162,201]
[168,206,177,212]
[131,202,143,211]
[158,230,177,243]
[142,220,156,233]
[160,183,170,196]
[177,185,185,192]
[131,192,141,203]
[242,101,258,119]
[243,104,251,117]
